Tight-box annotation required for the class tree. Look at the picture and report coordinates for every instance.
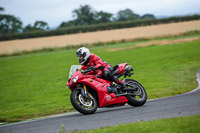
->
[0,7,4,13]
[59,20,77,27]
[24,21,49,32]
[23,24,35,32]
[116,9,140,21]
[0,7,23,34]
[59,5,113,28]
[94,11,113,23]
[34,21,49,30]
[72,5,96,25]
[141,14,156,19]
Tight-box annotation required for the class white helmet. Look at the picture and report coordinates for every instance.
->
[76,47,90,65]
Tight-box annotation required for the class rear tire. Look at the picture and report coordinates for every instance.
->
[125,79,147,107]
[70,89,97,114]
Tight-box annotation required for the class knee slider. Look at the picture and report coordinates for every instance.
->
[103,70,110,80]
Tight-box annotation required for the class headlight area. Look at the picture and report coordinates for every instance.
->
[72,75,79,84]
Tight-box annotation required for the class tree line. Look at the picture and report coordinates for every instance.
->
[0,5,155,34]
[59,5,155,28]
[0,7,49,34]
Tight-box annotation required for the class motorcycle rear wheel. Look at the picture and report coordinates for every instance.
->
[70,89,97,115]
[125,79,147,107]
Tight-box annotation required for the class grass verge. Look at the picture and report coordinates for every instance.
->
[0,34,200,123]
[64,115,200,133]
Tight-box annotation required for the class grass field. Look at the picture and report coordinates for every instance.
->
[0,34,200,123]
[62,115,200,133]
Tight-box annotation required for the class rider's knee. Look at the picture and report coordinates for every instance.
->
[103,70,115,81]
[102,70,110,80]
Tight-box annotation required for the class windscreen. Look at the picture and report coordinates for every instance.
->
[68,65,81,79]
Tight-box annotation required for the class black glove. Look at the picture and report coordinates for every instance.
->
[89,66,96,71]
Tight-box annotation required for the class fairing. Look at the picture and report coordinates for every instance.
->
[115,63,128,74]
[67,64,128,107]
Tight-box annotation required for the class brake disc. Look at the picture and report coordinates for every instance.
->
[78,94,93,107]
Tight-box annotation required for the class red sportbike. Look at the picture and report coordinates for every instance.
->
[67,63,147,114]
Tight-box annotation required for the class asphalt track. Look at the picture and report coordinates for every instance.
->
[0,70,200,133]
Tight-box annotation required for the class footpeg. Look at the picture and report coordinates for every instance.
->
[107,86,113,93]
[107,86,118,94]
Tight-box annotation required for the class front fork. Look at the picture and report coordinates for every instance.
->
[81,84,90,100]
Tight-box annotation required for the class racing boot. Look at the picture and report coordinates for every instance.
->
[114,78,127,90]
[107,85,118,94]
[120,82,127,89]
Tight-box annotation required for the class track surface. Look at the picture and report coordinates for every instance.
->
[0,72,200,133]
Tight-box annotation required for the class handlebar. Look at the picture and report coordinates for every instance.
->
[81,69,92,74]
[81,66,100,74]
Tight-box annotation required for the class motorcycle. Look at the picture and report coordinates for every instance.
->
[67,63,147,114]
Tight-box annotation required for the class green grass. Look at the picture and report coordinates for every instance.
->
[0,36,200,123]
[66,115,200,133]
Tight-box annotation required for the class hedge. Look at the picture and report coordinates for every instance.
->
[0,15,200,41]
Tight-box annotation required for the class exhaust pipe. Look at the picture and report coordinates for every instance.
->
[122,87,138,91]
[115,88,138,97]
[116,92,127,97]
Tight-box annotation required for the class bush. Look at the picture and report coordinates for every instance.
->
[0,15,200,41]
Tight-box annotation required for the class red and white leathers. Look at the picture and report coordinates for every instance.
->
[80,53,110,77]
[80,53,125,85]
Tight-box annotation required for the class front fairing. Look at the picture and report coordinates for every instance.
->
[67,70,82,88]
[67,65,81,87]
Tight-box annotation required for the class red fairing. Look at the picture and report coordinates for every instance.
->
[78,77,128,107]
[116,63,128,74]
[67,67,128,108]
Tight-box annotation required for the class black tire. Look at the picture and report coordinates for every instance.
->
[125,79,147,107]
[70,89,97,115]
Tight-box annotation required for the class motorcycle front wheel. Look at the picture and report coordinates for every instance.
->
[125,79,147,107]
[70,89,97,115]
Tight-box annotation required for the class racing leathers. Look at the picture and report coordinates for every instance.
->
[80,53,125,86]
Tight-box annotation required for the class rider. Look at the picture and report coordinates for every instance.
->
[76,47,126,91]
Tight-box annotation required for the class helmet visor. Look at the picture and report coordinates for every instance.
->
[77,55,85,64]
[78,56,83,60]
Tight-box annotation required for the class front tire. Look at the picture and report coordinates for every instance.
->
[70,89,97,115]
[125,79,147,107]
